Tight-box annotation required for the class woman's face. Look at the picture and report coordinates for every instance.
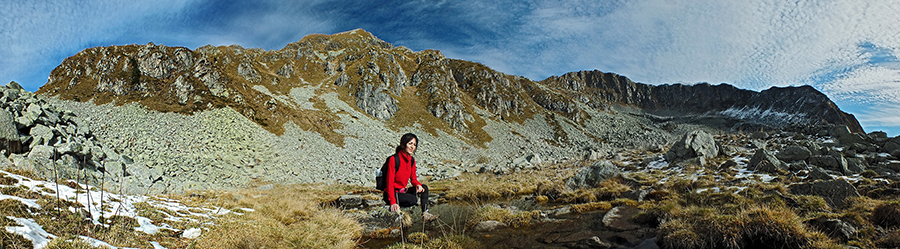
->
[405,138,417,154]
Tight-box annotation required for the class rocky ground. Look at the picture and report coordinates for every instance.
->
[39,87,692,195]
[335,126,900,248]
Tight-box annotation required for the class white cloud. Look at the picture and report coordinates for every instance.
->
[0,1,200,90]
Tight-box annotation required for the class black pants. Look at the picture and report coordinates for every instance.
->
[383,185,429,211]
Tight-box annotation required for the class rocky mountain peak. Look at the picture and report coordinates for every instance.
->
[39,30,863,151]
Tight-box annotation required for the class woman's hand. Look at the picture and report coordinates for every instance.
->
[415,185,424,193]
[390,204,400,213]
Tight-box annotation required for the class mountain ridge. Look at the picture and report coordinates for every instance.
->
[38,29,863,144]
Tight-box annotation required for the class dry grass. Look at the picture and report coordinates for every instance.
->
[45,235,96,249]
[658,205,829,249]
[436,163,580,203]
[872,201,900,229]
[384,234,482,249]
[466,205,541,229]
[189,183,362,249]
[570,201,612,213]
[1,217,32,249]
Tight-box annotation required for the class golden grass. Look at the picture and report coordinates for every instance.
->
[466,205,541,229]
[872,201,900,229]
[189,183,362,249]
[658,204,831,249]
[1,217,32,249]
[45,235,97,249]
[570,201,612,213]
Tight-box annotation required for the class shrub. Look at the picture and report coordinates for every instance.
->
[658,205,826,249]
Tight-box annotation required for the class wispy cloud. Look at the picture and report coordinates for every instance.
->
[2,0,899,134]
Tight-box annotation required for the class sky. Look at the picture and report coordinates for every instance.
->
[1,0,899,136]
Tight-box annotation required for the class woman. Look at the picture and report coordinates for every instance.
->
[383,133,436,221]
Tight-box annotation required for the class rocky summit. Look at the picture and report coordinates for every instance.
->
[19,29,867,193]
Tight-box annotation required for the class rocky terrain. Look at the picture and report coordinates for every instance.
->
[27,29,865,194]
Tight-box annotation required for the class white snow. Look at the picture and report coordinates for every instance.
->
[5,216,56,249]
[1,170,232,248]
[181,227,202,239]
[0,193,41,209]
[79,235,139,249]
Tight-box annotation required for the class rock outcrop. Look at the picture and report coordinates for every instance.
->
[0,82,133,188]
[540,70,863,133]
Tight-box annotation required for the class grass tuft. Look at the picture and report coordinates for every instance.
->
[872,201,900,229]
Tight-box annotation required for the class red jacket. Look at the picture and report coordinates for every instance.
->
[386,151,422,205]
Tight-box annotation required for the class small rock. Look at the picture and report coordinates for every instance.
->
[575,236,612,249]
[339,195,363,209]
[474,220,507,232]
[602,206,642,231]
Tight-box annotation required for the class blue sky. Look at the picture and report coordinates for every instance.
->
[2,0,899,136]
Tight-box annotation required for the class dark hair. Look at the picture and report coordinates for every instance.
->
[395,133,418,154]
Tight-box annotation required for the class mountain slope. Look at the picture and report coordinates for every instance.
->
[33,29,865,191]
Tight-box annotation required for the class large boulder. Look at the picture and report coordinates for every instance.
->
[809,155,849,175]
[789,179,860,209]
[805,217,857,241]
[0,109,24,153]
[777,145,811,162]
[749,149,786,173]
[664,130,719,163]
[565,161,621,190]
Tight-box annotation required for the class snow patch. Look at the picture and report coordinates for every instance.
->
[5,217,55,249]
[718,107,809,126]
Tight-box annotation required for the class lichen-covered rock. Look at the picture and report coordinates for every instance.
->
[565,161,621,190]
[749,149,785,173]
[777,145,811,162]
[809,155,849,175]
[665,130,719,163]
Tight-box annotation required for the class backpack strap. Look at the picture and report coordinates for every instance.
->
[393,154,401,174]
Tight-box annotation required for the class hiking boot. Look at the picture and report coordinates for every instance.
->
[422,211,438,222]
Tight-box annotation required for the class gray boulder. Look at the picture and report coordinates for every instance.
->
[0,109,23,153]
[665,130,719,163]
[805,217,857,241]
[777,145,811,162]
[806,167,834,182]
[809,155,849,175]
[339,195,363,209]
[789,179,860,209]
[830,126,851,138]
[884,141,900,154]
[565,161,621,190]
[839,133,869,147]
[602,206,642,231]
[846,158,868,173]
[474,220,507,232]
[749,149,785,173]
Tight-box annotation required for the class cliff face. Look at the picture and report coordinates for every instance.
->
[39,29,863,148]
[540,70,863,132]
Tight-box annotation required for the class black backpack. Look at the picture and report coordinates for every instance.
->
[375,154,414,191]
